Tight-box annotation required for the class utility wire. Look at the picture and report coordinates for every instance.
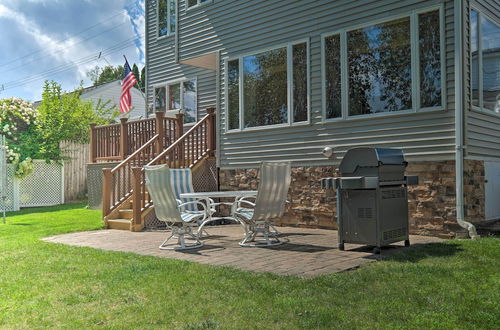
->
[0,20,131,75]
[2,36,143,90]
[0,10,127,68]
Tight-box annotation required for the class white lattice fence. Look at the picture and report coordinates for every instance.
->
[0,160,64,212]
[18,160,64,207]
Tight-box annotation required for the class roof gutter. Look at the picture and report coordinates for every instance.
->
[454,0,479,239]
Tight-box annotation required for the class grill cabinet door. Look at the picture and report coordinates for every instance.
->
[342,190,377,245]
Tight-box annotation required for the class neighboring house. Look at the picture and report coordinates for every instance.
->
[138,0,500,236]
[80,79,147,120]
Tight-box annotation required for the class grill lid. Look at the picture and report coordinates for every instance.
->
[339,148,407,175]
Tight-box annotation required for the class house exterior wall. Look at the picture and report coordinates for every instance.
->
[210,0,456,168]
[219,159,485,237]
[464,0,500,161]
[144,0,497,232]
[145,0,216,121]
[146,0,459,169]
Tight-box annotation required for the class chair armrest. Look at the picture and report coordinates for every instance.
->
[237,200,256,209]
[178,201,207,212]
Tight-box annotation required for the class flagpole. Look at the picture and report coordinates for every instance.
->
[123,55,148,107]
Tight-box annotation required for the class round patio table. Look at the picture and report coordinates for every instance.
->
[179,190,257,234]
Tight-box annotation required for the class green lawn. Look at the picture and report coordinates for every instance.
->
[0,204,498,329]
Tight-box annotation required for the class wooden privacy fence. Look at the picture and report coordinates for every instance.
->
[61,141,89,201]
[90,112,182,163]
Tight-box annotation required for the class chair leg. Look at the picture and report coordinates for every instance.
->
[239,221,287,247]
[159,224,203,251]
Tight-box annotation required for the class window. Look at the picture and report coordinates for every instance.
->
[182,80,197,123]
[471,9,500,113]
[419,10,443,108]
[227,59,240,130]
[154,87,166,112]
[187,0,211,9]
[158,0,176,37]
[154,79,197,124]
[348,17,412,116]
[322,8,444,119]
[324,34,341,119]
[243,47,288,128]
[226,41,309,131]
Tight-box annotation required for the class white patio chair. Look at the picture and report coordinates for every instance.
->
[234,161,292,247]
[145,164,207,250]
[169,168,214,237]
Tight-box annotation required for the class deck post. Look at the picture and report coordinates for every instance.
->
[175,113,184,166]
[102,168,112,217]
[132,167,143,226]
[89,123,97,163]
[175,113,184,139]
[155,111,165,155]
[206,107,216,156]
[119,118,129,160]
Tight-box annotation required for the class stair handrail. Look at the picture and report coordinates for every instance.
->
[111,134,160,174]
[130,107,216,228]
[102,134,161,217]
[148,109,214,167]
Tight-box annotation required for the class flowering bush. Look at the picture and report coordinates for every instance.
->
[0,98,38,178]
[0,81,117,179]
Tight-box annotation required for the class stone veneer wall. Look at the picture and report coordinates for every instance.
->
[463,159,485,223]
[219,160,486,238]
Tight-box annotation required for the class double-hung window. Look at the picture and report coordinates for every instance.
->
[226,41,309,131]
[323,7,444,120]
[158,0,176,37]
[187,0,211,9]
[154,79,197,124]
[471,9,500,113]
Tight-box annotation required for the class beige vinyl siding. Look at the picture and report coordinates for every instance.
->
[147,0,459,168]
[465,0,500,160]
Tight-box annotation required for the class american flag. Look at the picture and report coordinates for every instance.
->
[120,59,138,113]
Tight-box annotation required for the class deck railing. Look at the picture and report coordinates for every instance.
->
[129,108,216,225]
[102,108,215,221]
[90,112,182,163]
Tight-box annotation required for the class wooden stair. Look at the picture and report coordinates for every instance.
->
[104,193,154,231]
[101,108,216,232]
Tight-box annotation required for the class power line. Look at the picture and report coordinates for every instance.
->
[2,36,144,91]
[0,10,127,68]
[0,20,131,75]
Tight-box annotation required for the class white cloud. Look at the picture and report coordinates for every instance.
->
[0,1,145,101]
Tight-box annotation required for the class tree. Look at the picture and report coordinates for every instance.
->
[36,81,116,161]
[140,66,146,92]
[87,64,145,89]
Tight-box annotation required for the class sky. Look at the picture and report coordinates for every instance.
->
[0,0,145,102]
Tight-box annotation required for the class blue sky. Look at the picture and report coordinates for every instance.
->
[0,0,145,101]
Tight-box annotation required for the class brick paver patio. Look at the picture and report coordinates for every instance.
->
[43,225,441,278]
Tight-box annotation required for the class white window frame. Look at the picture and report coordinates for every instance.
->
[186,0,212,11]
[224,39,311,133]
[321,5,446,122]
[470,7,500,117]
[157,0,177,39]
[153,77,198,125]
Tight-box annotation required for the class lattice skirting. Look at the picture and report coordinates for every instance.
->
[87,162,121,210]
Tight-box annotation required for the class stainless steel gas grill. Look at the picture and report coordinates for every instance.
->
[321,147,418,254]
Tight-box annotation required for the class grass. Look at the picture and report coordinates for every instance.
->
[0,203,498,329]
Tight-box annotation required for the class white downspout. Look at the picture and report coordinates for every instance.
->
[454,0,479,239]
